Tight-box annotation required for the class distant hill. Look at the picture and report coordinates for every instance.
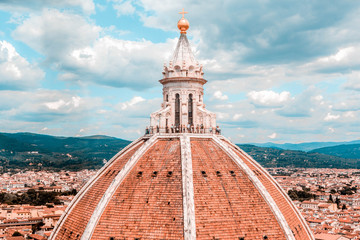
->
[310,144,360,159]
[252,140,360,152]
[0,132,359,171]
[0,132,131,171]
[237,144,360,169]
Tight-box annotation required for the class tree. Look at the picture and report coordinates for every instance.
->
[328,194,334,203]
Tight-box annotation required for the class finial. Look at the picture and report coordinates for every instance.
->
[177,8,189,34]
[179,8,188,18]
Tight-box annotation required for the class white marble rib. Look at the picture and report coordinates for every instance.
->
[219,136,315,240]
[80,135,158,240]
[49,137,144,240]
[180,135,196,239]
[212,135,296,240]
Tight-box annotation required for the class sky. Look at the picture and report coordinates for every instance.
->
[0,0,360,144]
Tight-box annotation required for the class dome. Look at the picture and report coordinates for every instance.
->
[50,135,313,240]
[50,10,314,240]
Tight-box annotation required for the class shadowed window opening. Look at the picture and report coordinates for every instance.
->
[137,171,143,178]
[188,94,193,125]
[173,217,176,221]
[109,238,115,240]
[230,170,236,176]
[216,171,222,177]
[239,238,245,240]
[167,171,173,177]
[168,201,171,205]
[263,236,268,239]
[152,171,158,177]
[201,171,207,177]
[175,93,180,128]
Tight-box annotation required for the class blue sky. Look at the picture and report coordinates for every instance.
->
[0,0,360,143]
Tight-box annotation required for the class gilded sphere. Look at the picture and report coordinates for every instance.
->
[177,17,189,33]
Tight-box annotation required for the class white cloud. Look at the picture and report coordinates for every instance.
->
[268,132,277,139]
[344,71,360,91]
[12,9,101,61]
[44,96,81,111]
[213,90,228,100]
[248,90,290,107]
[0,40,44,90]
[120,96,145,110]
[12,9,174,89]
[324,112,340,121]
[112,0,136,16]
[0,0,95,15]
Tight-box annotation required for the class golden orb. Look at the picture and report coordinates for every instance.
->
[178,17,189,34]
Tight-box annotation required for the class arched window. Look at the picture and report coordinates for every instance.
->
[166,94,168,102]
[175,93,180,127]
[188,94,193,125]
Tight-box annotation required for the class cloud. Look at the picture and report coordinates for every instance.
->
[137,0,360,65]
[112,0,136,16]
[120,96,145,110]
[0,40,44,90]
[324,112,340,121]
[268,132,277,139]
[213,90,228,100]
[0,89,101,122]
[12,9,174,90]
[344,71,360,91]
[248,90,290,107]
[0,0,95,14]
[12,9,101,61]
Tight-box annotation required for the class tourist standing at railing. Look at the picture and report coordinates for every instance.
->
[171,124,174,133]
[145,127,149,135]
[200,124,204,134]
[187,123,190,133]
[156,125,159,133]
[191,124,194,133]
[196,124,199,133]
[209,127,212,134]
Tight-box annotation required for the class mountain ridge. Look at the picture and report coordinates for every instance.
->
[0,132,359,171]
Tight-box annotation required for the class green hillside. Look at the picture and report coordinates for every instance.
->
[0,132,359,172]
[237,144,360,169]
[0,132,131,171]
[310,144,360,159]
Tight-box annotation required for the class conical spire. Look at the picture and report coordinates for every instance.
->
[171,33,198,69]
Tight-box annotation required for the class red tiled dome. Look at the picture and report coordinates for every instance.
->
[50,135,314,240]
